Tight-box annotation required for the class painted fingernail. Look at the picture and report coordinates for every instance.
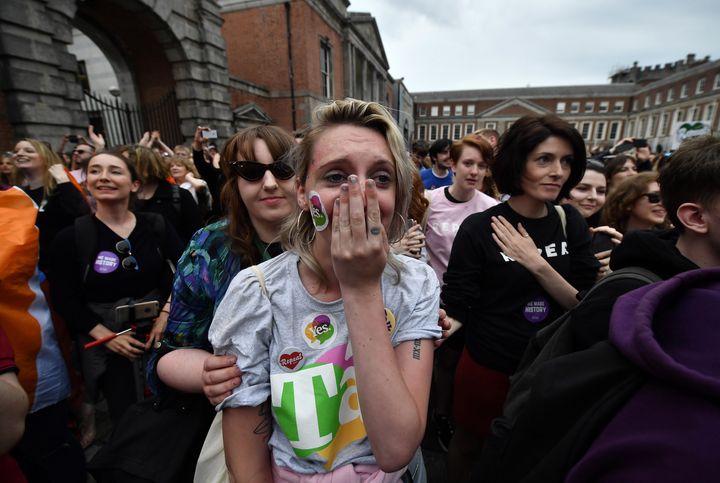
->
[349,174,358,184]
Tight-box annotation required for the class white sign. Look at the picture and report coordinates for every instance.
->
[671,121,712,149]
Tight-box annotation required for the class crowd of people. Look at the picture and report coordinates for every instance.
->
[1,98,719,483]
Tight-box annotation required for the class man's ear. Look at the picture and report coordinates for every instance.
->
[676,202,707,234]
[296,178,308,211]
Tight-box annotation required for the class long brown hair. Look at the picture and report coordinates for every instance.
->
[602,171,670,233]
[219,126,294,266]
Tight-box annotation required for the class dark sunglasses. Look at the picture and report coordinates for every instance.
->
[641,192,662,204]
[115,239,139,271]
[229,161,295,182]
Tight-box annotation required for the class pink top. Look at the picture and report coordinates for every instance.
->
[424,187,498,283]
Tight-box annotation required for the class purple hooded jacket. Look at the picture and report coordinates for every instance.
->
[566,268,720,482]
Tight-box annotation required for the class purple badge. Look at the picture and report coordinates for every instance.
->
[523,295,549,323]
[94,251,120,274]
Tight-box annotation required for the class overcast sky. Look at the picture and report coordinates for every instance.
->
[350,0,720,93]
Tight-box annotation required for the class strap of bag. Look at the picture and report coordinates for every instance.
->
[250,265,269,298]
[170,183,182,215]
[554,204,567,239]
[139,212,176,275]
[75,214,98,285]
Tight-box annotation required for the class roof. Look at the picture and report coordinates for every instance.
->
[412,84,637,102]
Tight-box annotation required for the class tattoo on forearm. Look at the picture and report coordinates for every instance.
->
[253,402,272,440]
[412,339,421,360]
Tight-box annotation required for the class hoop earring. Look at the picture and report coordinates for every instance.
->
[296,210,316,245]
[389,211,408,244]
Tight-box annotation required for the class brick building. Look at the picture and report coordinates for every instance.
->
[413,54,720,152]
[218,0,409,137]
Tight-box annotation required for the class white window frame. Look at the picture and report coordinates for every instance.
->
[714,74,720,90]
[484,121,497,129]
[454,105,463,116]
[467,104,475,116]
[667,87,674,102]
[608,121,620,140]
[680,83,688,98]
[696,78,706,94]
[599,101,609,113]
[676,109,685,122]
[614,101,624,112]
[442,105,451,116]
[556,102,566,113]
[418,106,427,117]
[639,117,648,137]
[430,106,439,117]
[595,121,607,140]
[465,123,475,135]
[649,115,658,137]
[705,104,716,122]
[320,38,334,99]
[643,96,650,109]
[417,124,427,140]
[429,124,438,140]
[452,124,462,140]
[580,121,592,140]
[570,102,580,113]
[441,124,450,139]
[584,102,594,113]
[654,92,662,105]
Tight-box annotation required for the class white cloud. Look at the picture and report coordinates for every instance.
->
[350,0,720,91]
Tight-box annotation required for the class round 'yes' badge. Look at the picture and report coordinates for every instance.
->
[302,314,337,349]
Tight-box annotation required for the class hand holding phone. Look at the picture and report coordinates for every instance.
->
[201,129,218,140]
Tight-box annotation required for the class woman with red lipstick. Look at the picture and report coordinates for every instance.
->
[441,115,599,482]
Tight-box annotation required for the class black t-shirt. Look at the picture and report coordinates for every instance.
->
[441,201,599,374]
[134,180,201,245]
[50,214,184,334]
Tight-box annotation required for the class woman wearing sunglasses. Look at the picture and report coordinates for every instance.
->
[49,152,184,444]
[602,171,670,234]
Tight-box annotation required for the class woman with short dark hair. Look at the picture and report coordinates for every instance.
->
[441,115,599,482]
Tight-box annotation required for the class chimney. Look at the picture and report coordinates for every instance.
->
[687,53,696,64]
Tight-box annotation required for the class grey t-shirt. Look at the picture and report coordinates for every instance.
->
[209,251,441,474]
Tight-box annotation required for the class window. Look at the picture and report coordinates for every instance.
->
[632,100,638,111]
[608,121,620,140]
[417,124,427,140]
[595,121,607,140]
[584,102,594,112]
[696,78,706,94]
[705,104,715,122]
[639,117,648,137]
[485,122,497,129]
[655,92,662,105]
[418,106,427,117]
[667,88,674,102]
[465,123,475,135]
[680,83,688,98]
[467,104,475,116]
[714,74,720,90]
[430,106,439,117]
[320,38,333,98]
[569,121,578,129]
[442,105,451,116]
[452,124,462,140]
[614,101,624,112]
[689,107,698,121]
[77,60,90,92]
[556,102,566,113]
[659,113,669,136]
[599,101,609,113]
[627,120,635,137]
[649,115,658,137]
[571,102,580,113]
[643,96,650,109]
[441,124,450,139]
[454,105,463,116]
[429,125,438,140]
[676,109,685,122]
[580,122,591,140]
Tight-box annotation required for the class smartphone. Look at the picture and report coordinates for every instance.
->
[115,300,160,325]
[67,134,79,143]
[201,129,218,139]
[633,138,648,148]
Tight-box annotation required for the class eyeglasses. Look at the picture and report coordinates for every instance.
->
[115,239,139,271]
[229,161,295,182]
[641,192,662,204]
[73,149,91,155]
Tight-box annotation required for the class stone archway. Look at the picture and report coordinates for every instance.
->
[0,0,233,146]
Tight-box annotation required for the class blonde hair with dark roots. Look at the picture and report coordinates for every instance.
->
[280,98,414,285]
